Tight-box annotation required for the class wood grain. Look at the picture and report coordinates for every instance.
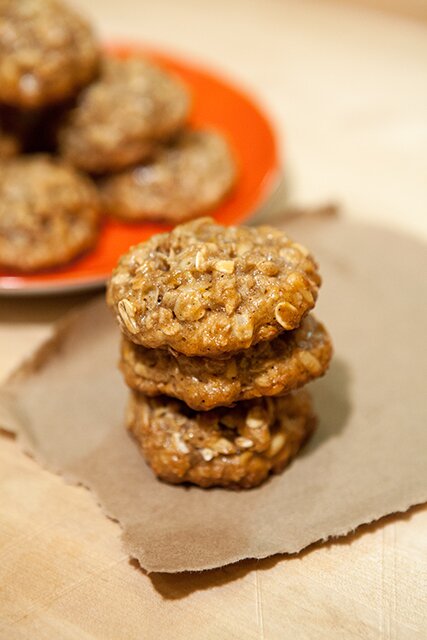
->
[1,0,426,637]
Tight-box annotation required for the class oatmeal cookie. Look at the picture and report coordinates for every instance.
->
[127,389,315,489]
[0,0,99,108]
[100,129,236,223]
[0,155,100,271]
[107,217,321,357]
[58,57,190,173]
[121,314,332,410]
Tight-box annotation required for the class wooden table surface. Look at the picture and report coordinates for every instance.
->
[1,1,426,638]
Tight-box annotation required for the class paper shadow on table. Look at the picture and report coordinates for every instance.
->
[146,502,425,601]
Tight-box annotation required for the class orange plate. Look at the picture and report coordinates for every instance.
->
[0,43,280,295]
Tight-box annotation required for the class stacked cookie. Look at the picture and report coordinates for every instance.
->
[0,0,236,272]
[107,217,332,489]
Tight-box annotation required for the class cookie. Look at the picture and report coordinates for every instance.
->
[127,389,316,489]
[0,0,99,108]
[107,217,321,357]
[58,57,190,173]
[0,155,100,271]
[121,314,332,410]
[100,129,236,223]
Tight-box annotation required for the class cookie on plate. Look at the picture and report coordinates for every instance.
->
[0,155,100,271]
[127,389,316,489]
[121,314,332,410]
[107,217,321,357]
[58,57,190,173]
[100,129,236,223]
[0,0,99,108]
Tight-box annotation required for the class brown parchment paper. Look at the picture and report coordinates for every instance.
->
[1,215,427,573]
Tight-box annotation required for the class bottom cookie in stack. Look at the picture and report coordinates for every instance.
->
[126,389,316,489]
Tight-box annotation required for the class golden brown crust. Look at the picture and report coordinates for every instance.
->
[58,57,190,173]
[107,217,321,357]
[0,0,100,108]
[100,129,237,223]
[121,314,332,410]
[127,389,316,489]
[0,155,101,271]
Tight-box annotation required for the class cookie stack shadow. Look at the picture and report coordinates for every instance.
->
[107,218,332,489]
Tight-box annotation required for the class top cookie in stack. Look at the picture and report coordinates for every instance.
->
[107,217,321,356]
[107,218,332,489]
